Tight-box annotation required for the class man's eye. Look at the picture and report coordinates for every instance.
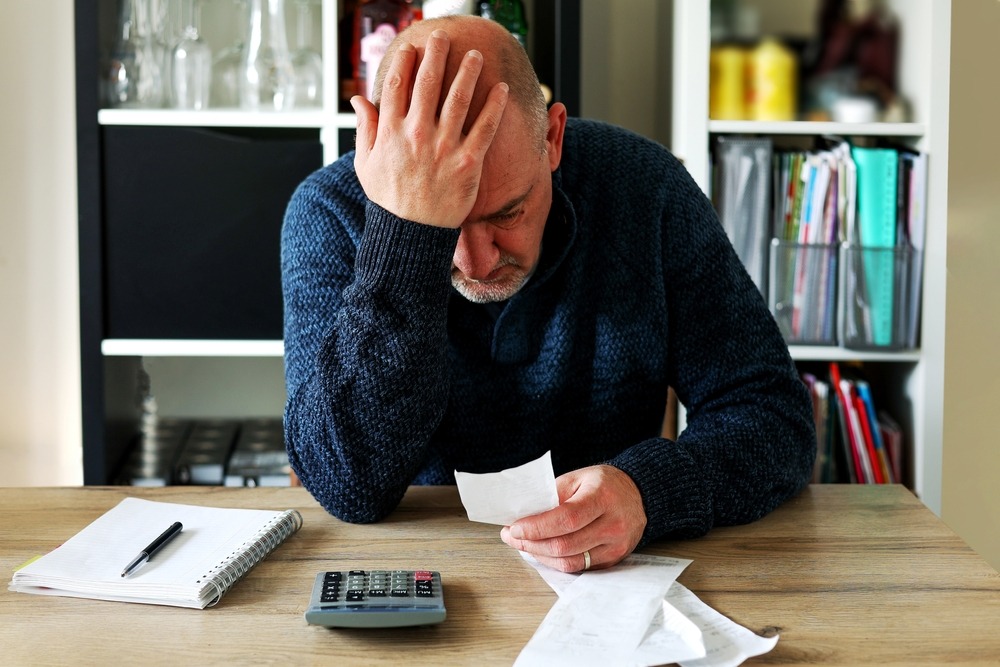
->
[492,210,522,228]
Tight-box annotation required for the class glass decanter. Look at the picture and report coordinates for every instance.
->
[240,0,297,111]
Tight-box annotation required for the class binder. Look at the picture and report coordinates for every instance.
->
[851,146,898,346]
[903,152,928,348]
[856,380,894,483]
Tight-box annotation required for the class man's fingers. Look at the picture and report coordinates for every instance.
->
[529,548,604,574]
[378,41,417,119]
[410,29,450,122]
[464,81,508,159]
[438,49,483,136]
[351,95,378,156]
[508,499,600,544]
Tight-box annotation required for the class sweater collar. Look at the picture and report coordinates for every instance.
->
[509,170,578,300]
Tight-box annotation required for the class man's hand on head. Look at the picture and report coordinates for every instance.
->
[351,29,509,229]
[500,465,648,572]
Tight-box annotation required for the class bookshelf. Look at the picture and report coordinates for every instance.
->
[670,0,951,513]
[75,0,581,484]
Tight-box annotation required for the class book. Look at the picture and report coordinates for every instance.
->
[851,146,898,346]
[856,380,894,484]
[9,497,302,609]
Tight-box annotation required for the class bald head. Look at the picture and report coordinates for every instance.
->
[371,15,549,148]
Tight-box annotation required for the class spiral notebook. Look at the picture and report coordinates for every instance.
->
[9,497,302,609]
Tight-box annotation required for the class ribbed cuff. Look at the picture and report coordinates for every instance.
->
[356,201,461,298]
[610,438,710,547]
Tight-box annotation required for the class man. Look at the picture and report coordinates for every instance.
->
[281,15,815,573]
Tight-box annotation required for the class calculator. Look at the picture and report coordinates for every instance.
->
[304,570,446,628]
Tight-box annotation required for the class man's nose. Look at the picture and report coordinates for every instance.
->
[453,224,500,280]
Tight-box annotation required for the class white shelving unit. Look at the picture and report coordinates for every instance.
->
[96,0,344,362]
[671,0,951,513]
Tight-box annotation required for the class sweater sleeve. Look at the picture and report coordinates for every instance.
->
[281,168,460,523]
[609,161,816,546]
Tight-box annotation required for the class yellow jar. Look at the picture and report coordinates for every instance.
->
[746,38,797,121]
[709,45,747,120]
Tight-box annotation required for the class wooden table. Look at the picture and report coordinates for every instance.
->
[2,485,998,665]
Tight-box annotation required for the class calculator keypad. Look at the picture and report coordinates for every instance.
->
[306,570,446,628]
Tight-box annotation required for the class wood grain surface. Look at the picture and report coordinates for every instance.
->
[2,485,998,665]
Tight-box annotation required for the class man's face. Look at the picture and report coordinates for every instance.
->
[451,107,561,304]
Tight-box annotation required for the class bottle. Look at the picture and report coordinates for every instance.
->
[746,37,798,122]
[339,0,359,109]
[476,0,527,48]
[354,0,420,102]
[240,0,297,111]
[709,44,746,120]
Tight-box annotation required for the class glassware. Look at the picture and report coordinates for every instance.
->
[240,0,297,111]
[212,0,249,108]
[171,0,213,109]
[292,0,324,107]
[106,0,166,108]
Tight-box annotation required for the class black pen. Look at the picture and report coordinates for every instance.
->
[121,521,183,577]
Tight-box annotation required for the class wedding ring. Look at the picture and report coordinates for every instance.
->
[583,550,592,571]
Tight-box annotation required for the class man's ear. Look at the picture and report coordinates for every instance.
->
[545,102,567,172]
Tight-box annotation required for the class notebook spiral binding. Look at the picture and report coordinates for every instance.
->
[202,509,304,607]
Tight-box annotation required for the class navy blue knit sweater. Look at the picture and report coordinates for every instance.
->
[281,118,815,546]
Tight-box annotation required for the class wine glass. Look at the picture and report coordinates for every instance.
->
[292,0,323,108]
[171,0,212,109]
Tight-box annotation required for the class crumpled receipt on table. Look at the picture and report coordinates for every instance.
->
[518,553,779,667]
[454,450,559,525]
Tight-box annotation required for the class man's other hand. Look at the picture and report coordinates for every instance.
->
[500,465,647,572]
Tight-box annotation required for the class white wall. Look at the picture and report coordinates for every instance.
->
[943,0,1000,571]
[0,0,82,485]
[580,0,672,146]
